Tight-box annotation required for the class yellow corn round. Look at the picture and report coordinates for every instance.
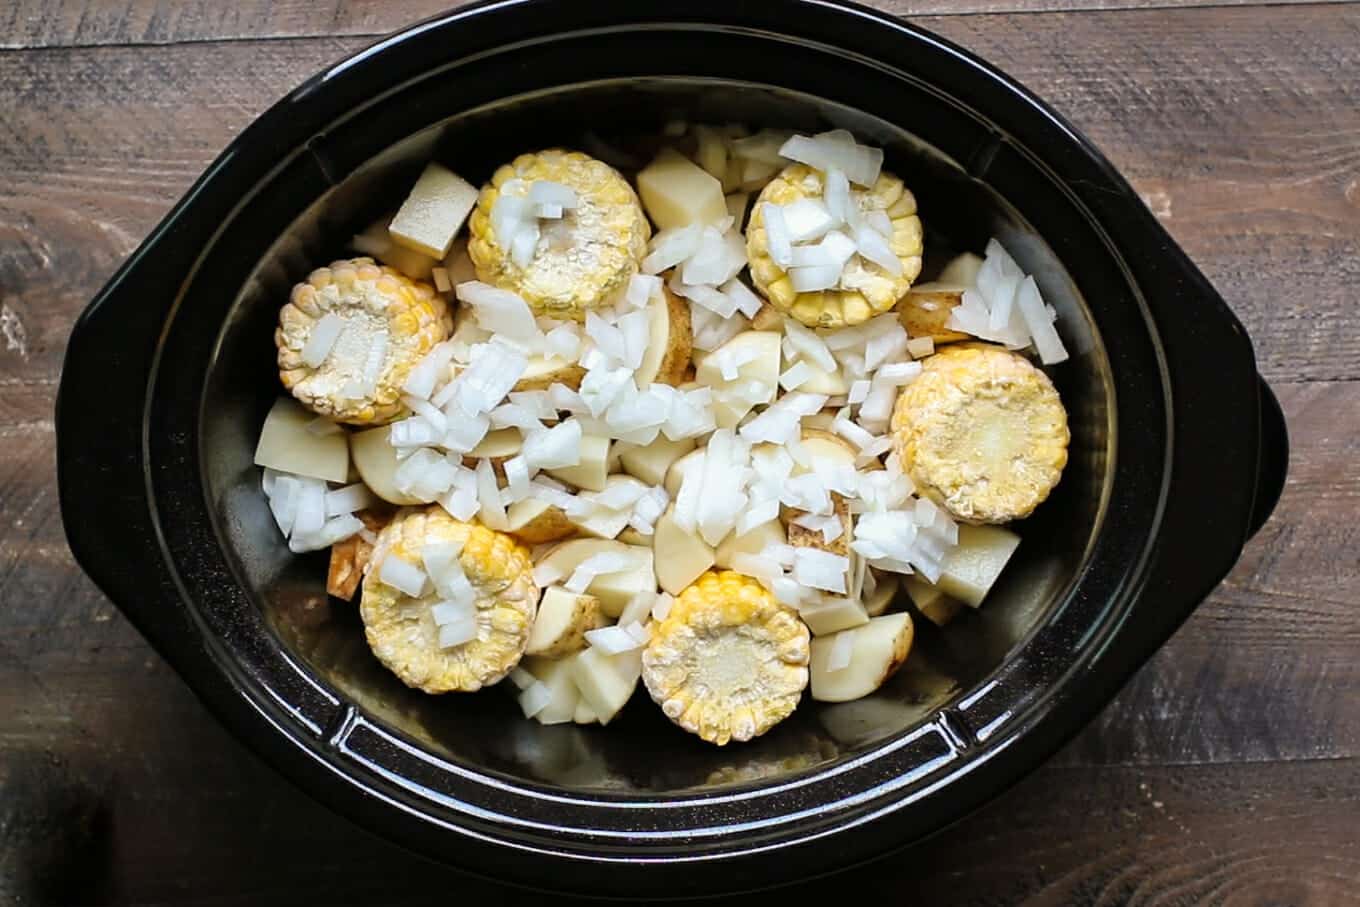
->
[360,506,538,693]
[276,257,450,425]
[890,344,1069,524]
[747,163,923,328]
[642,571,810,746]
[467,149,650,319]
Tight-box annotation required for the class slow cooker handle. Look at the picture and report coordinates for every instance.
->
[1248,375,1288,539]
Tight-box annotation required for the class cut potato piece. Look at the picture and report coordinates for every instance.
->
[902,575,964,626]
[526,587,605,658]
[797,594,870,636]
[714,519,786,569]
[863,573,900,617]
[652,506,716,595]
[536,539,656,617]
[935,524,1020,607]
[695,331,781,429]
[783,429,856,558]
[750,303,784,332]
[463,427,525,477]
[326,510,390,600]
[389,163,479,259]
[898,283,971,344]
[254,397,350,484]
[574,698,599,725]
[353,216,440,280]
[572,647,643,724]
[810,612,914,702]
[505,498,576,544]
[522,655,580,725]
[546,435,610,492]
[937,251,984,287]
[791,361,848,395]
[619,433,696,486]
[349,424,422,505]
[663,448,704,498]
[617,527,650,547]
[514,354,586,393]
[635,286,693,388]
[637,148,727,230]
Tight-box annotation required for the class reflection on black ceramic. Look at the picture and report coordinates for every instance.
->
[56,0,1287,896]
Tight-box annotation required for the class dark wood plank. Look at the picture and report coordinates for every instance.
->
[1,0,1351,50]
[2,5,1357,389]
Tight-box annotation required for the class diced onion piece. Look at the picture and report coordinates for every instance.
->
[826,627,856,672]
[518,681,553,717]
[642,224,703,274]
[441,412,490,454]
[510,224,540,268]
[721,278,764,319]
[792,548,850,594]
[431,599,476,627]
[291,479,327,538]
[617,309,651,371]
[855,225,903,275]
[457,282,539,342]
[532,563,565,587]
[651,592,675,622]
[325,482,377,517]
[1016,276,1070,364]
[585,625,646,655]
[504,455,532,502]
[362,331,388,389]
[528,180,580,209]
[779,360,814,390]
[402,342,457,400]
[780,198,836,243]
[379,556,429,598]
[866,210,894,237]
[475,457,509,530]
[779,130,883,187]
[790,264,842,293]
[824,167,853,225]
[848,379,871,405]
[301,313,344,368]
[509,667,537,690]
[783,320,837,372]
[618,591,656,629]
[762,203,794,267]
[625,273,662,309]
[729,551,784,583]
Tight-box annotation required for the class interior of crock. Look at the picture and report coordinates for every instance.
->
[202,80,1112,793]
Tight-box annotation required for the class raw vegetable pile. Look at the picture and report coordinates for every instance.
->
[255,124,1071,746]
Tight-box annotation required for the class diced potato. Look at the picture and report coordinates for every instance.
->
[389,163,479,259]
[617,527,650,547]
[792,361,848,395]
[326,511,388,600]
[750,303,784,332]
[863,573,899,617]
[694,125,729,181]
[935,524,1021,607]
[526,587,605,658]
[573,476,649,539]
[695,331,781,428]
[254,397,350,484]
[652,506,716,595]
[663,448,704,498]
[572,647,643,724]
[899,283,970,344]
[619,434,696,486]
[349,424,422,505]
[797,594,870,636]
[783,430,856,559]
[574,697,599,725]
[725,191,750,225]
[546,435,611,492]
[902,574,963,625]
[637,148,728,229]
[714,518,786,569]
[523,655,580,725]
[353,216,438,281]
[810,612,914,702]
[535,539,656,617]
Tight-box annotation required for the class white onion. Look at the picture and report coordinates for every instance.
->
[779,130,883,187]
[848,379,871,405]
[618,591,656,631]
[779,360,813,390]
[379,556,429,597]
[503,456,532,502]
[592,480,648,512]
[441,412,490,454]
[907,337,935,359]
[509,667,537,690]
[876,360,923,385]
[824,167,853,224]
[528,180,579,209]
[579,366,633,418]
[642,224,703,274]
[325,483,377,517]
[783,320,837,372]
[402,341,456,400]
[289,513,364,553]
[626,273,662,308]
[475,457,509,530]
[457,282,539,342]
[617,309,651,371]
[826,628,855,672]
[431,599,476,627]
[729,552,784,583]
[762,203,794,268]
[532,563,565,587]
[522,417,583,470]
[651,592,675,622]
[517,681,553,717]
[450,341,527,416]
[585,311,628,365]
[585,625,645,655]
[672,279,739,319]
[291,480,327,538]
[790,264,842,292]
[402,395,448,434]
[863,323,909,371]
[721,278,764,319]
[855,225,903,276]
[866,210,894,237]
[360,330,388,391]
[547,382,588,413]
[1016,276,1069,364]
[301,313,344,368]
[781,198,836,243]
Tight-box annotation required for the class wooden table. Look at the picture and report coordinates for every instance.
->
[2,1,1356,903]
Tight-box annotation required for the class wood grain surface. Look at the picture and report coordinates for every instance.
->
[1,1,1357,904]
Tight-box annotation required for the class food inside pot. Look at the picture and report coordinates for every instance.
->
[254,124,1072,746]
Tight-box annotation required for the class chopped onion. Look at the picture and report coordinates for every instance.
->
[458,282,539,342]
[642,224,703,274]
[779,360,813,390]
[325,483,377,517]
[301,313,344,368]
[503,455,532,502]
[651,592,675,622]
[532,563,565,587]
[863,322,909,371]
[907,337,935,359]
[866,210,894,237]
[729,552,784,583]
[432,599,476,627]
[517,681,553,717]
[528,180,579,209]
[781,198,836,243]
[509,666,537,690]
[617,590,656,629]
[824,167,853,225]
[721,278,763,319]
[1016,276,1069,364]
[362,331,388,389]
[289,513,364,553]
[790,264,842,293]
[402,342,456,400]
[779,130,883,187]
[783,320,837,372]
[826,628,855,672]
[762,203,794,268]
[379,556,429,598]
[291,480,327,538]
[547,382,588,414]
[441,412,490,454]
[672,279,739,319]
[877,361,923,385]
[848,379,871,405]
[475,457,509,530]
[522,418,583,470]
[585,625,645,655]
[855,225,903,276]
[617,309,651,370]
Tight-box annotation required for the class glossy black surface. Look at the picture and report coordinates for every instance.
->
[56,0,1288,897]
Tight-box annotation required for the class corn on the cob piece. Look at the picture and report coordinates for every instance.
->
[360,506,538,693]
[889,344,1069,524]
[746,163,923,328]
[276,258,451,425]
[642,570,810,745]
[467,149,650,319]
